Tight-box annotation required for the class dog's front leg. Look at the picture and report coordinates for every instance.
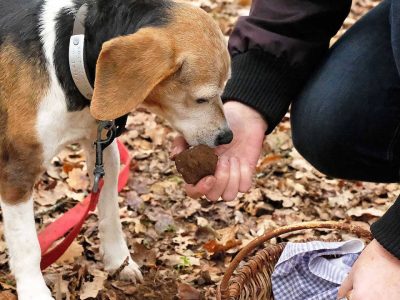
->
[1,197,53,300]
[83,139,142,283]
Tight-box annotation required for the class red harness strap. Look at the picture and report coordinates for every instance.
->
[38,140,131,270]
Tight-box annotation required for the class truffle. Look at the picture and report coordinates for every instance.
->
[175,145,218,184]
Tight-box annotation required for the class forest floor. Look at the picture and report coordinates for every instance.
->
[0,0,388,299]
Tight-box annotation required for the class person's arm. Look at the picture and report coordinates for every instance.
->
[222,0,352,133]
[371,198,400,258]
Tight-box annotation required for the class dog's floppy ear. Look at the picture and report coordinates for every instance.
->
[90,27,178,120]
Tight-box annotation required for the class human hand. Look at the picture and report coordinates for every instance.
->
[171,101,267,201]
[337,239,400,299]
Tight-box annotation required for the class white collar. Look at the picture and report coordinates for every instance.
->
[69,4,94,100]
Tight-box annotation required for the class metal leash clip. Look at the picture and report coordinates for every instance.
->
[92,120,117,193]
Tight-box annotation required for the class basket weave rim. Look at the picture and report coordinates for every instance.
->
[218,221,372,297]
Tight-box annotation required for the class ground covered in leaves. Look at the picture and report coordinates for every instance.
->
[0,0,389,299]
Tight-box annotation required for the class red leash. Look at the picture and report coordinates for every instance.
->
[38,140,131,270]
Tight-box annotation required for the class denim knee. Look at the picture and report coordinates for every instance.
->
[291,106,345,178]
[291,89,400,183]
[290,0,400,183]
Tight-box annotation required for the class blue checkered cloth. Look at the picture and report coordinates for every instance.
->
[271,240,364,300]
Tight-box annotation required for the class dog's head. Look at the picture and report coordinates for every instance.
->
[90,3,232,147]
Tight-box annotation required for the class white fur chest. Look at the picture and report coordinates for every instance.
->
[36,103,96,166]
[36,0,96,166]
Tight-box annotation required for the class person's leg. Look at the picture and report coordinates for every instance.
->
[291,0,400,183]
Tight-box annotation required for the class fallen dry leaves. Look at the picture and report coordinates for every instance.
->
[177,282,201,300]
[0,291,16,300]
[55,241,84,265]
[0,0,390,299]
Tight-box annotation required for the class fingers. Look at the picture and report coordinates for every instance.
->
[222,157,240,201]
[205,156,230,201]
[186,176,216,198]
[184,156,251,201]
[170,135,189,159]
[239,161,253,192]
[338,272,354,299]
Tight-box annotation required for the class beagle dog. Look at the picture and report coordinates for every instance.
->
[0,0,232,299]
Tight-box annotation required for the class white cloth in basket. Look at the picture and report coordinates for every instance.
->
[271,240,364,300]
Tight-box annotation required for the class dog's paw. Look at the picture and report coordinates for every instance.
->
[118,258,143,283]
[107,257,143,283]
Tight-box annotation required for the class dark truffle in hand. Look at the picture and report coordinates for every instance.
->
[175,145,218,184]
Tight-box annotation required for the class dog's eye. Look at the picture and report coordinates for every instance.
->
[196,98,209,104]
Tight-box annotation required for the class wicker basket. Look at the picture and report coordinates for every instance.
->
[217,221,373,300]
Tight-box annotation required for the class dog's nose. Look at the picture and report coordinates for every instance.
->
[215,129,233,146]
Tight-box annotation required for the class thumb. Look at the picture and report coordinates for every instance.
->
[171,135,189,159]
[337,271,354,299]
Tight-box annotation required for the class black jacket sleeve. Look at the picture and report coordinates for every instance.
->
[221,0,352,133]
[371,197,400,258]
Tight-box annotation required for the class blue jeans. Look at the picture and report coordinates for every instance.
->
[291,0,400,183]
